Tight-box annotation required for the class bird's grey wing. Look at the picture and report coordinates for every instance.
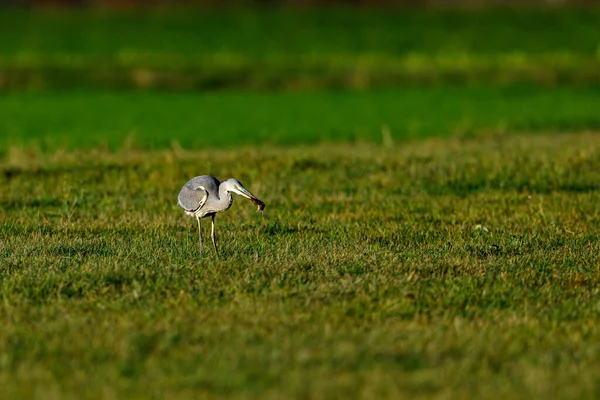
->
[178,184,209,213]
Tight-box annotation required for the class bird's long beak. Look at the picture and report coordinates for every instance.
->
[235,185,265,211]
[235,185,257,200]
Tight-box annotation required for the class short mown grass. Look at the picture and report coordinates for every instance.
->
[1,132,599,398]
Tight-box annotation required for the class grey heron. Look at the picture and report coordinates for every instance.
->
[177,175,265,257]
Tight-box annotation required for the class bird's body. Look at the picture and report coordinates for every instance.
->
[177,175,264,257]
[178,175,233,219]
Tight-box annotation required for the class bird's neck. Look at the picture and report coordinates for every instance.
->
[218,182,234,211]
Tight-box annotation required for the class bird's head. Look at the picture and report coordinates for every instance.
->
[224,179,265,211]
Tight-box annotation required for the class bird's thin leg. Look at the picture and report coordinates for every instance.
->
[211,214,219,259]
[196,216,203,255]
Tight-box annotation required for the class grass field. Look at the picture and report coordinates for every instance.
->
[2,4,600,398]
[2,132,600,398]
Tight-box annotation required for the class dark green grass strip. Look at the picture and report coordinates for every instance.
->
[1,7,599,90]
[0,52,600,92]
[2,7,599,56]
[2,86,600,155]
[2,53,598,91]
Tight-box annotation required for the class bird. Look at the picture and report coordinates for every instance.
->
[177,175,265,258]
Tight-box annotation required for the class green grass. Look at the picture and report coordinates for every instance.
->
[1,132,600,398]
[2,6,600,397]
[3,7,599,57]
[1,7,599,90]
[2,86,600,154]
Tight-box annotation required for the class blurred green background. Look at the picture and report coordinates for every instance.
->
[1,1,599,154]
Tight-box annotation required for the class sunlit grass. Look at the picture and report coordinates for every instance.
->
[1,132,600,398]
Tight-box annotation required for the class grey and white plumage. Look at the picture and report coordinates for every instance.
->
[177,175,265,257]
